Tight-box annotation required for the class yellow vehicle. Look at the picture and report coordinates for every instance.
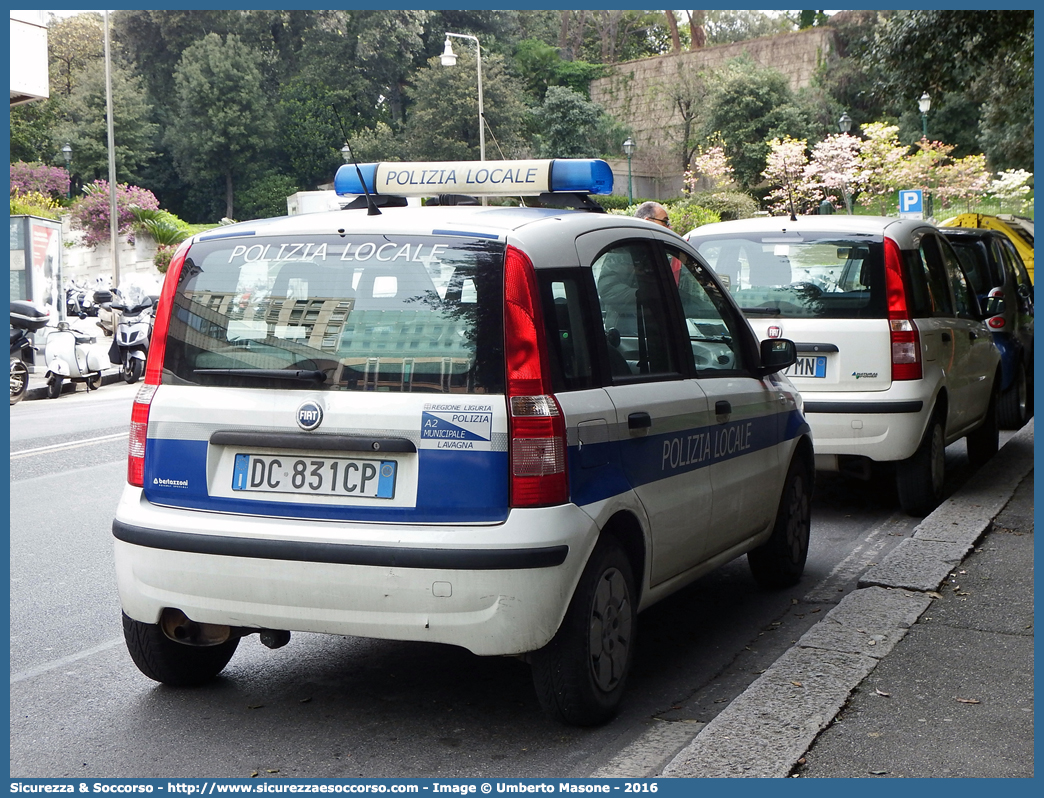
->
[940,213,1034,282]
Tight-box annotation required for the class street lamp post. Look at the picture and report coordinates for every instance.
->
[441,33,484,163]
[622,137,636,205]
[61,143,73,199]
[340,142,351,164]
[918,92,931,139]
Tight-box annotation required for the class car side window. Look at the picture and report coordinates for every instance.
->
[938,237,977,319]
[538,273,597,393]
[591,242,680,382]
[916,236,955,317]
[664,245,747,373]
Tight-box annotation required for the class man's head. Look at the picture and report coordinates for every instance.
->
[635,201,671,229]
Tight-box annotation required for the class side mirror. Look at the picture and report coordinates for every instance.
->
[758,338,796,377]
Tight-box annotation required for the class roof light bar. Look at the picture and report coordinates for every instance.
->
[334,159,613,198]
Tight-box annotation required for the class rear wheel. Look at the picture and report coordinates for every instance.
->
[531,538,636,726]
[997,361,1028,429]
[896,412,945,516]
[122,612,239,686]
[45,374,62,399]
[966,386,999,466]
[86,372,102,390]
[10,359,29,405]
[748,456,812,589]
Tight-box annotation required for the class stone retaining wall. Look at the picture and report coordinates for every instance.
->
[592,27,839,199]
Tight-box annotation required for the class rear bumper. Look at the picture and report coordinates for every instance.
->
[801,389,932,464]
[112,488,597,656]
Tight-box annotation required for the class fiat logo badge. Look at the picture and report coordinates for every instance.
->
[767,325,782,339]
[296,401,324,431]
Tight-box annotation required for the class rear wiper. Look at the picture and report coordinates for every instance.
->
[194,368,327,382]
[740,307,781,315]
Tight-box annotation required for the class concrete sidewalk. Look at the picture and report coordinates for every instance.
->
[660,420,1034,778]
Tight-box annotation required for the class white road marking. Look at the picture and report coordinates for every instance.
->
[10,637,124,684]
[10,432,128,459]
[804,512,909,602]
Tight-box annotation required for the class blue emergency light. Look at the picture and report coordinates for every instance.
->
[334,159,613,197]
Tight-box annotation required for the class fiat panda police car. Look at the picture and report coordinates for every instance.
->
[113,158,813,726]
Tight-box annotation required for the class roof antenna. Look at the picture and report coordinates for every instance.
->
[331,106,380,216]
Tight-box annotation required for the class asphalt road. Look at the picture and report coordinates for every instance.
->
[8,382,1004,778]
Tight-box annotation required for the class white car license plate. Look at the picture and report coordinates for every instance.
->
[232,454,396,498]
[788,355,827,378]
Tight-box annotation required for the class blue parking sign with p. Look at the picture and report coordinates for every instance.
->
[899,189,923,216]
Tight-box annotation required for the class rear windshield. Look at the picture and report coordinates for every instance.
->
[692,233,886,319]
[162,234,506,394]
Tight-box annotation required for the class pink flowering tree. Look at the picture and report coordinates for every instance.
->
[10,162,71,200]
[805,133,861,213]
[684,144,735,193]
[933,154,991,212]
[853,123,907,214]
[762,137,819,215]
[69,180,160,248]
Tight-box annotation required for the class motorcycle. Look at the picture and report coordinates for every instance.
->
[93,278,115,337]
[42,317,107,398]
[10,300,48,405]
[108,283,154,384]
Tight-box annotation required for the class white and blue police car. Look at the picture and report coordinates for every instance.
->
[113,158,813,725]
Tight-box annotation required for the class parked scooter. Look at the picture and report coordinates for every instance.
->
[93,277,115,337]
[108,283,154,384]
[42,317,107,398]
[10,301,48,405]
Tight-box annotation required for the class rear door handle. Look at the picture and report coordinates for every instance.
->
[628,412,652,430]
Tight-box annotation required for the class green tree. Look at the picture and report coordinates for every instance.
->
[55,59,158,186]
[168,33,276,219]
[865,10,1033,171]
[703,10,795,45]
[47,12,105,98]
[699,58,811,189]
[512,39,605,102]
[530,86,618,158]
[404,51,527,160]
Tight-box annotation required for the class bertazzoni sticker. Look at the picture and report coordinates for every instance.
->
[420,403,493,451]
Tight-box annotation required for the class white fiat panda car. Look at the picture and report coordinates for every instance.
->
[113,159,813,726]
[686,215,1001,516]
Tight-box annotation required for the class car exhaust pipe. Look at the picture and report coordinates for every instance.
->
[159,608,232,646]
[260,629,291,649]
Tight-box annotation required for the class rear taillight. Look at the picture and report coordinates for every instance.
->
[884,238,922,381]
[128,240,191,486]
[503,245,568,507]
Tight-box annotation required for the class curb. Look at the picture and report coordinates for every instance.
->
[660,420,1034,778]
[24,368,125,401]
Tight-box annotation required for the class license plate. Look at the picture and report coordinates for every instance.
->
[232,454,396,498]
[788,355,827,378]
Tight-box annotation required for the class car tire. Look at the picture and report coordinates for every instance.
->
[122,612,239,687]
[531,538,635,726]
[896,411,946,517]
[10,359,29,405]
[966,386,1000,466]
[997,361,1028,430]
[748,456,812,589]
[45,374,62,399]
